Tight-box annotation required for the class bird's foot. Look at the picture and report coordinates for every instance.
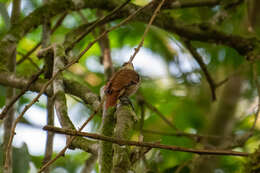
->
[119,96,135,111]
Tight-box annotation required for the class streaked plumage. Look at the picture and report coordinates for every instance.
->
[104,62,140,109]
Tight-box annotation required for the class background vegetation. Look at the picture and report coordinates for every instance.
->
[0,0,260,172]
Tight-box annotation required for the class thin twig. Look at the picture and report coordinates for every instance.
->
[183,39,217,101]
[51,12,67,33]
[16,43,41,65]
[129,101,152,165]
[38,107,100,173]
[43,125,249,157]
[42,97,54,173]
[0,69,44,119]
[142,99,179,131]
[128,0,166,63]
[17,51,40,70]
[215,77,229,88]
[140,95,231,142]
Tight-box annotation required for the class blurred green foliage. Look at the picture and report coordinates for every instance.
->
[0,144,30,173]
[0,0,260,172]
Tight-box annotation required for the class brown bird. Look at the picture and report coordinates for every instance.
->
[104,62,140,109]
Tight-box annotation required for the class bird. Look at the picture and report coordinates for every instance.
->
[104,62,140,109]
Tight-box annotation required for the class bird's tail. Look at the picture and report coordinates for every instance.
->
[105,92,120,109]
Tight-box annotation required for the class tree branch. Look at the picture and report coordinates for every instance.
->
[112,103,136,173]
[92,0,258,56]
[3,0,21,171]
[39,110,98,173]
[183,40,216,101]
[38,45,99,173]
[0,69,44,119]
[0,71,100,110]
[99,107,116,173]
[42,97,54,173]
[141,97,178,131]
[43,125,249,157]
[162,0,220,9]
[1,0,257,69]
[52,45,75,129]
[128,0,166,63]
[41,1,54,171]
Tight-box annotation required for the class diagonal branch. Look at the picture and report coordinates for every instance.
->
[128,0,166,63]
[38,45,100,173]
[140,97,179,131]
[39,107,99,173]
[0,69,44,119]
[17,52,40,70]
[183,40,217,101]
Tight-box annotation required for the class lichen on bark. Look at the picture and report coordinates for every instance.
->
[112,103,137,173]
[99,106,116,173]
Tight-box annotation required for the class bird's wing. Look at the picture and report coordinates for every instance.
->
[105,69,139,94]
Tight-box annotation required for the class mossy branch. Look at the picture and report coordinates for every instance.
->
[112,103,137,173]
[99,107,116,173]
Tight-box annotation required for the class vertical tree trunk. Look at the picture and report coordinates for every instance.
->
[41,1,54,172]
[99,107,116,173]
[112,104,136,173]
[3,1,20,172]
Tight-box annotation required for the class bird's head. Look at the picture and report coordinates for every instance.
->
[122,62,134,70]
